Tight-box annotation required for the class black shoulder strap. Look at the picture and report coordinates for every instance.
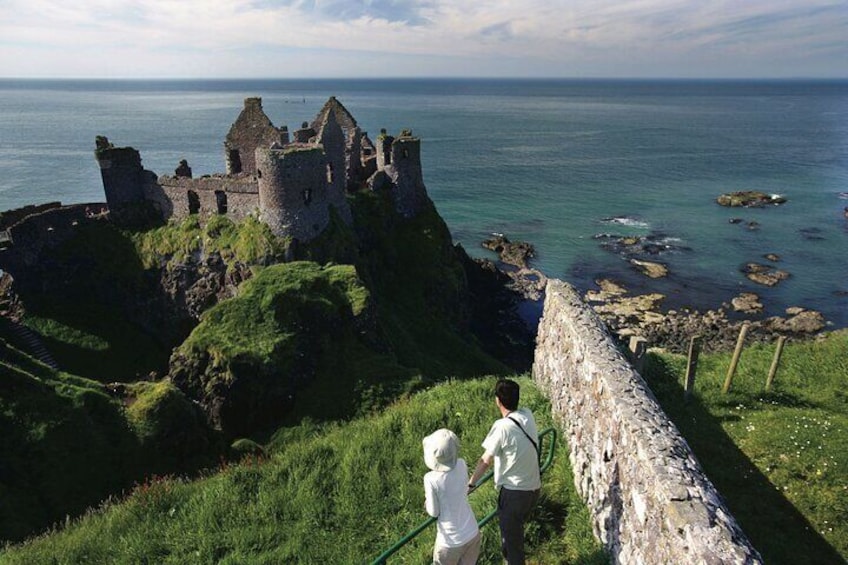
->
[507,415,539,457]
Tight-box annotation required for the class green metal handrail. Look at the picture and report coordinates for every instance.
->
[370,427,557,565]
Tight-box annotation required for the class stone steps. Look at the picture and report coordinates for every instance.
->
[1,317,59,370]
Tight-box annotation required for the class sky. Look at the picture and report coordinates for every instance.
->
[1,0,846,79]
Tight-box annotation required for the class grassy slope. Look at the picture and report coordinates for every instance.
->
[0,377,605,565]
[0,340,216,544]
[172,260,419,431]
[4,193,515,544]
[643,329,847,564]
[351,191,506,379]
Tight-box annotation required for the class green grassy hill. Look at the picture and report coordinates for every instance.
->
[0,377,605,564]
[1,189,517,544]
[0,340,217,543]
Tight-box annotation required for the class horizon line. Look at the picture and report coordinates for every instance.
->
[1,76,848,82]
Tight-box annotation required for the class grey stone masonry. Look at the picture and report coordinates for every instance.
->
[533,279,762,564]
[256,145,329,242]
[224,97,287,175]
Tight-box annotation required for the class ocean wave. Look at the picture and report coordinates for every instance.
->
[838,192,848,200]
[600,216,649,228]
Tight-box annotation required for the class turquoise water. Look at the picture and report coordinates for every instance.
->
[1,79,847,326]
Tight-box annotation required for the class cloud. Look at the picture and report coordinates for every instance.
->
[0,0,845,77]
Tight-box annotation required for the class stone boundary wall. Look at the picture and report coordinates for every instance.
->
[0,202,63,231]
[0,203,107,274]
[533,279,762,564]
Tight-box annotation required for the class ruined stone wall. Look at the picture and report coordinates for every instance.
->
[95,144,150,224]
[533,279,762,564]
[151,175,259,223]
[224,97,286,175]
[0,202,63,231]
[0,204,105,278]
[385,136,427,218]
[256,145,329,242]
[314,109,352,225]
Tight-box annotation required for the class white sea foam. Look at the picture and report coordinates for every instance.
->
[601,216,649,228]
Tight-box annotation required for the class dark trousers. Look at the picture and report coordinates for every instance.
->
[497,487,540,565]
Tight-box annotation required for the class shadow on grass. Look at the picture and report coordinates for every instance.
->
[22,297,171,382]
[644,354,843,565]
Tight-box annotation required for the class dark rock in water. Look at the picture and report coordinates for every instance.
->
[742,263,791,286]
[593,232,688,257]
[834,289,848,297]
[716,191,787,207]
[799,227,826,241]
[482,233,535,269]
[629,258,668,279]
[729,218,744,224]
[746,221,760,231]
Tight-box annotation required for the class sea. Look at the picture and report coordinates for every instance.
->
[1,78,847,328]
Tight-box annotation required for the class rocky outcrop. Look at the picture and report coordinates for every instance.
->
[585,278,828,354]
[731,292,763,314]
[629,258,668,278]
[482,234,535,269]
[159,252,252,320]
[717,191,787,207]
[594,233,688,256]
[456,247,535,370]
[742,263,791,287]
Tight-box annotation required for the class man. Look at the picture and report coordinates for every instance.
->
[468,379,541,565]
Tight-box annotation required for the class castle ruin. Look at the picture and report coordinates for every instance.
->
[95,96,428,241]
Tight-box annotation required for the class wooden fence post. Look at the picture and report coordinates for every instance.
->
[684,335,701,402]
[723,322,749,394]
[628,336,647,374]
[765,336,788,391]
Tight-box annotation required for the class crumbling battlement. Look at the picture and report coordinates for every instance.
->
[94,96,426,242]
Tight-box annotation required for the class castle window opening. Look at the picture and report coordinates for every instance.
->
[257,169,262,179]
[215,191,228,215]
[402,148,409,158]
[326,163,334,183]
[188,190,200,215]
[227,149,242,174]
[303,188,312,205]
